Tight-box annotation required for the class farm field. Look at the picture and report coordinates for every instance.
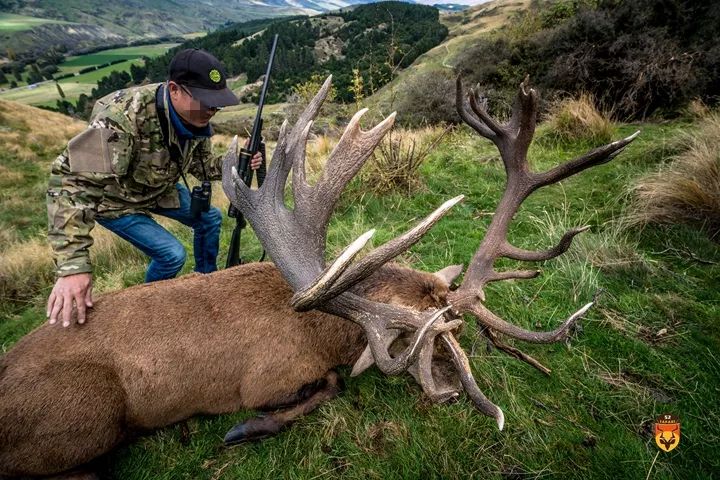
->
[57,43,179,74]
[0,12,68,32]
[0,43,178,107]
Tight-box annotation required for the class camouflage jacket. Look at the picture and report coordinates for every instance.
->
[47,82,223,277]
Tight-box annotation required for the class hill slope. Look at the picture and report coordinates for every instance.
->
[365,0,529,117]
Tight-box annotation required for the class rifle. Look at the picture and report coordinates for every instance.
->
[226,34,278,268]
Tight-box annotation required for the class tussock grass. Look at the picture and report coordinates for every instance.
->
[360,126,449,196]
[538,93,615,146]
[305,134,338,179]
[628,114,720,239]
[682,98,712,120]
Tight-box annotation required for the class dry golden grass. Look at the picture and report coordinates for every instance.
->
[0,99,84,160]
[305,133,337,179]
[539,93,615,146]
[0,226,148,306]
[628,114,720,239]
[684,98,712,120]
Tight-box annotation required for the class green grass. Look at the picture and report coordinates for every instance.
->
[1,118,718,479]
[0,12,67,32]
[58,43,179,73]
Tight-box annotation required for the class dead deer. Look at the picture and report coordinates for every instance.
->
[0,76,637,479]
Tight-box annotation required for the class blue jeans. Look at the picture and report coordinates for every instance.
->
[97,184,222,283]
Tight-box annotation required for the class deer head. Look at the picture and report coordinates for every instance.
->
[222,75,639,431]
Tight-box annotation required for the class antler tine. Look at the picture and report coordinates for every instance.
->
[295,109,397,230]
[502,226,590,262]
[462,300,594,343]
[415,322,464,404]
[508,75,539,158]
[533,131,641,190]
[441,333,505,430]
[291,195,464,311]
[456,75,497,141]
[468,87,505,139]
[290,75,333,146]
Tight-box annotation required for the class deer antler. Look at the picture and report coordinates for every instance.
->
[222,75,465,378]
[444,75,639,422]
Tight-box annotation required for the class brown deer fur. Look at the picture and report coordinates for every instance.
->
[0,261,454,478]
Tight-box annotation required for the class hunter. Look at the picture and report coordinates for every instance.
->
[45,49,262,327]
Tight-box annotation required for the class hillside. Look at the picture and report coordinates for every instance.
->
[144,2,449,103]
[0,0,433,60]
[0,99,84,241]
[365,0,530,117]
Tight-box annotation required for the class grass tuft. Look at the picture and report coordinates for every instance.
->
[538,93,615,146]
[359,126,449,196]
[627,113,720,239]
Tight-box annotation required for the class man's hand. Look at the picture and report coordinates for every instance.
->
[47,273,94,327]
[243,138,264,170]
[250,150,263,170]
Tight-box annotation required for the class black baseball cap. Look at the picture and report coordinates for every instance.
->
[168,49,239,108]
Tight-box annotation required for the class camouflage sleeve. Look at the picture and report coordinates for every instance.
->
[47,127,134,277]
[189,138,224,181]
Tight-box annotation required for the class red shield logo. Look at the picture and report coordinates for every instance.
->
[655,414,680,452]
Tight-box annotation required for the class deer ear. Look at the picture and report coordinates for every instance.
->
[434,264,463,286]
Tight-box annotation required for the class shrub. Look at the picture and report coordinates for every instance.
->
[395,69,459,127]
[538,93,615,146]
[628,114,720,239]
[359,126,449,196]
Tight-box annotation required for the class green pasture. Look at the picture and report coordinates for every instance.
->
[58,43,179,74]
[0,12,67,32]
[0,60,144,107]
[0,43,177,106]
[1,114,717,479]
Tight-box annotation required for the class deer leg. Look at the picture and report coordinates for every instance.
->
[224,370,341,445]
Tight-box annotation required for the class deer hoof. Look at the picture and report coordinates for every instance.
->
[223,416,284,446]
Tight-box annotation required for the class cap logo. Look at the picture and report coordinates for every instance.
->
[209,69,222,83]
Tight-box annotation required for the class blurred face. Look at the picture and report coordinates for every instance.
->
[168,81,219,128]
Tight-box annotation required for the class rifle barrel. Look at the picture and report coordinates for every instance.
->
[249,34,278,152]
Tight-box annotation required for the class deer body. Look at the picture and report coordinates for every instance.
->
[0,262,451,478]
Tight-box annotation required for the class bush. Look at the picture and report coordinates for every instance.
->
[359,126,449,196]
[395,69,459,127]
[537,93,615,146]
[455,0,720,120]
[628,114,720,240]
